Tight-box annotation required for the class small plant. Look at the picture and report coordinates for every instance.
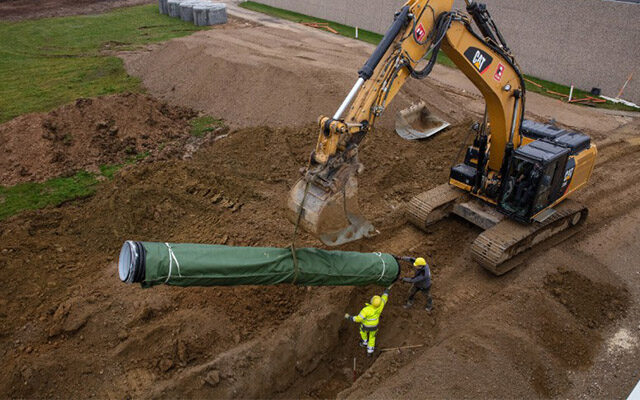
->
[190,116,225,137]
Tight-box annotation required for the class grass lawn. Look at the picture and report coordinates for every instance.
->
[0,4,211,219]
[0,151,152,221]
[0,171,99,221]
[0,4,208,123]
[240,1,636,112]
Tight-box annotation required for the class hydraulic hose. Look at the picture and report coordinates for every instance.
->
[358,6,411,81]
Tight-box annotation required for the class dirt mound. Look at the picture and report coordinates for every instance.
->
[0,0,151,21]
[120,18,469,130]
[545,268,630,329]
[0,118,468,398]
[0,93,196,185]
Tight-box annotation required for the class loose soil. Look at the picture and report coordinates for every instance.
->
[0,0,153,21]
[2,4,640,400]
[0,93,199,185]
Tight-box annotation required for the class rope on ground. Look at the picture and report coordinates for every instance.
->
[290,179,311,284]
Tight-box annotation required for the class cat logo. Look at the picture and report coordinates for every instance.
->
[464,47,493,74]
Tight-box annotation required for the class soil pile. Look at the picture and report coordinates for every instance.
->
[0,120,469,398]
[0,93,196,185]
[2,116,637,399]
[0,0,152,21]
[120,18,469,130]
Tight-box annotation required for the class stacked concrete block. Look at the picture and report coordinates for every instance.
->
[167,0,182,17]
[179,1,199,22]
[158,0,169,14]
[160,0,228,27]
[207,3,227,25]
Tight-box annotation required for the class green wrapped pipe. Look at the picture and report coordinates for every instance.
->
[118,241,399,288]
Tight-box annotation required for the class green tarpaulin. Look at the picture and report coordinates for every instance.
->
[118,241,399,288]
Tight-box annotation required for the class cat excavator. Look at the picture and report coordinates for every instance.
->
[287,0,597,275]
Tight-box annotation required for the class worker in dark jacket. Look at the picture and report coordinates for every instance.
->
[399,256,433,312]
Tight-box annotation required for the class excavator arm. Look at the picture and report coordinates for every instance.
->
[288,0,526,246]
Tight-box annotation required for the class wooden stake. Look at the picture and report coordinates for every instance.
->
[353,357,356,382]
[524,78,542,88]
[617,72,633,99]
[568,84,574,102]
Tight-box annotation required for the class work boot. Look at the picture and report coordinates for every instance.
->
[367,347,374,357]
[359,340,368,348]
[403,301,413,309]
[425,305,433,313]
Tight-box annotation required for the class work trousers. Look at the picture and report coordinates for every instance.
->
[359,325,378,349]
[408,285,433,309]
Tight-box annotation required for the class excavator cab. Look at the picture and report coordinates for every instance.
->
[499,140,570,222]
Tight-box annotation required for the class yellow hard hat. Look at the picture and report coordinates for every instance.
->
[413,257,427,267]
[370,295,382,308]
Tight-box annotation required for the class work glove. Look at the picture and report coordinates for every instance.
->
[402,277,411,283]
[344,313,351,320]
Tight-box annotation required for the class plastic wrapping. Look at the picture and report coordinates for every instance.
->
[118,241,399,288]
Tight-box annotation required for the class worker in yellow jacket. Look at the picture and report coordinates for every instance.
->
[345,286,391,356]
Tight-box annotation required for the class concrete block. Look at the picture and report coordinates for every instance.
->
[208,4,227,25]
[179,2,197,21]
[158,0,168,14]
[167,0,181,17]
[193,3,227,26]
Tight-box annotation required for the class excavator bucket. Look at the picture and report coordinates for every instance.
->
[395,102,450,140]
[287,164,376,246]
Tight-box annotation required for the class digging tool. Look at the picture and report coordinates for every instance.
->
[395,102,450,140]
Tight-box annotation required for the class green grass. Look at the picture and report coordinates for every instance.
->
[190,116,225,137]
[523,76,638,112]
[0,5,208,123]
[240,1,635,112]
[0,171,98,221]
[0,151,151,221]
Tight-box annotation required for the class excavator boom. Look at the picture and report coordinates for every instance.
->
[288,0,458,244]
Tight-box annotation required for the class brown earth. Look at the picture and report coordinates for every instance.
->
[0,93,201,185]
[0,0,153,21]
[1,4,640,400]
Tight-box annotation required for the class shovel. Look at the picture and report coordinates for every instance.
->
[395,102,450,140]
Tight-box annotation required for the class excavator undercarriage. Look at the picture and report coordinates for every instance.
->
[406,183,587,275]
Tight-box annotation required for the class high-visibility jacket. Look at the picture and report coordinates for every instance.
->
[353,292,388,329]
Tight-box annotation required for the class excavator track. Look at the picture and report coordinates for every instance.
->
[471,199,588,275]
[406,184,465,230]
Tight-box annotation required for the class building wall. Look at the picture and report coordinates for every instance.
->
[253,0,640,104]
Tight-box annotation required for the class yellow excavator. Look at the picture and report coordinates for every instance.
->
[287,0,597,274]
